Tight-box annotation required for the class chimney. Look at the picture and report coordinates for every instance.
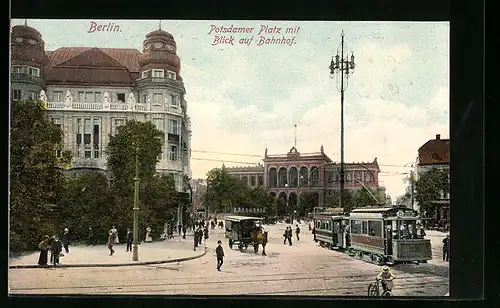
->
[436,134,441,140]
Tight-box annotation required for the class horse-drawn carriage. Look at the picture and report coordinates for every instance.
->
[224,216,269,255]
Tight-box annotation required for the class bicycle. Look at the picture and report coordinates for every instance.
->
[367,278,393,297]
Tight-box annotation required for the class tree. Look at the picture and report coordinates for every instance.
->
[205,168,241,213]
[396,194,411,207]
[298,192,318,217]
[415,168,449,217]
[324,189,355,213]
[106,120,164,197]
[10,100,71,252]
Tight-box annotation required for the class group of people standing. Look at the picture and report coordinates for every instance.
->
[193,222,210,251]
[283,225,300,246]
[37,228,71,267]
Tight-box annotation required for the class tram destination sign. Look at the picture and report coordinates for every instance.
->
[396,210,416,219]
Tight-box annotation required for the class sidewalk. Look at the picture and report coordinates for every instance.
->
[9,236,206,269]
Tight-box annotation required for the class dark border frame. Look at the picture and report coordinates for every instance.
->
[6,0,487,308]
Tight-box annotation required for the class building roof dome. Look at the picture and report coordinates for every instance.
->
[138,27,181,75]
[11,24,43,40]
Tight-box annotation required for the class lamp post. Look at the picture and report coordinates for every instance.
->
[330,31,355,211]
[132,145,140,261]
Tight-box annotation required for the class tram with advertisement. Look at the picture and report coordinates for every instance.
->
[313,206,432,265]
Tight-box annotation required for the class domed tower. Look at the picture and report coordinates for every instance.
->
[138,29,182,82]
[10,21,48,100]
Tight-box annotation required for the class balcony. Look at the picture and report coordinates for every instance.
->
[135,76,185,91]
[10,73,41,85]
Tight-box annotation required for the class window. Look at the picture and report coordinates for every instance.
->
[51,117,61,129]
[142,70,149,78]
[94,92,101,103]
[142,93,148,104]
[117,93,126,103]
[310,167,319,181]
[258,175,264,186]
[168,119,178,134]
[114,119,124,135]
[85,151,91,158]
[12,66,23,73]
[11,89,21,100]
[85,92,95,102]
[250,176,256,186]
[93,118,101,153]
[170,95,179,106]
[355,172,362,182]
[167,70,176,79]
[76,118,82,145]
[351,220,362,234]
[346,173,352,183]
[28,67,39,77]
[84,118,91,146]
[368,220,383,237]
[29,91,37,100]
[169,144,178,161]
[152,69,164,78]
[153,93,163,105]
[53,91,63,102]
[362,221,369,235]
[153,118,164,131]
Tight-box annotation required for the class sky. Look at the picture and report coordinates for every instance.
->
[11,19,449,200]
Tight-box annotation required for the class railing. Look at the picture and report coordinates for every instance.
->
[110,103,128,110]
[135,76,185,89]
[10,73,41,84]
[44,101,184,114]
[72,102,103,110]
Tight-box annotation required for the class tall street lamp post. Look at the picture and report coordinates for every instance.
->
[330,30,355,211]
[132,145,140,261]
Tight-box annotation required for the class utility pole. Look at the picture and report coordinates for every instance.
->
[132,146,140,261]
[330,31,356,211]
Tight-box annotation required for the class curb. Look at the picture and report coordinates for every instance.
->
[9,247,206,269]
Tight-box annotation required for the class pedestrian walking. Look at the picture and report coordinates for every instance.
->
[87,227,96,246]
[286,227,293,246]
[295,225,301,241]
[37,235,51,266]
[194,230,199,251]
[111,226,119,244]
[108,231,115,256]
[203,226,209,244]
[62,228,70,253]
[178,223,182,235]
[50,235,62,266]
[312,226,317,242]
[216,240,225,271]
[198,228,203,245]
[126,228,133,252]
[442,234,450,261]
[182,225,187,239]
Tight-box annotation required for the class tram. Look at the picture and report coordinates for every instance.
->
[313,206,432,265]
[347,206,432,265]
[313,208,350,250]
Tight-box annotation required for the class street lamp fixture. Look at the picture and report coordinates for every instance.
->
[330,30,356,211]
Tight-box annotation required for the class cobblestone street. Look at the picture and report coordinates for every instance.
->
[8,222,448,296]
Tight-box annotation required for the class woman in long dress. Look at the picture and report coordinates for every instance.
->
[111,226,119,244]
[145,227,152,242]
[37,235,51,266]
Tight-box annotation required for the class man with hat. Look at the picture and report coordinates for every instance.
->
[216,240,225,271]
[377,265,396,293]
[62,228,70,253]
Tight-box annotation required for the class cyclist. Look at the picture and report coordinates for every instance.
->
[377,265,396,293]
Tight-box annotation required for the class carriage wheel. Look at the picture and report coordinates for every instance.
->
[367,283,378,296]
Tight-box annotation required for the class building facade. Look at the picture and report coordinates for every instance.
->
[225,146,381,208]
[416,134,450,223]
[10,24,192,195]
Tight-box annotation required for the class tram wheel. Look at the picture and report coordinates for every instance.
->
[367,283,378,296]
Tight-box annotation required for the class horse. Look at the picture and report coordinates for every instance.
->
[250,228,269,256]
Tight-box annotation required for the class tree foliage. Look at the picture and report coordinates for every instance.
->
[10,100,71,252]
[415,168,449,217]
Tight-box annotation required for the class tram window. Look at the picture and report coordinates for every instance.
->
[362,221,369,234]
[368,220,382,237]
[351,220,362,234]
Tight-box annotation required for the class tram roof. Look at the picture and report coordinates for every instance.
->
[350,206,410,213]
[224,215,263,222]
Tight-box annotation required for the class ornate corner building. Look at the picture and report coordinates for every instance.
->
[10,23,192,193]
[224,145,382,208]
